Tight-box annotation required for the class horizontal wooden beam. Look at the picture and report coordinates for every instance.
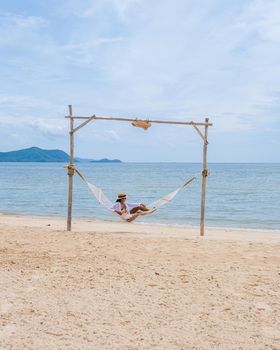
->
[65,116,89,119]
[65,115,213,127]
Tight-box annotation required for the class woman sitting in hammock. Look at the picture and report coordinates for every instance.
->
[111,192,150,222]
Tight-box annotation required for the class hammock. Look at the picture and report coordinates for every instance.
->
[74,168,196,221]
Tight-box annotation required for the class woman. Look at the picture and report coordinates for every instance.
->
[111,192,150,222]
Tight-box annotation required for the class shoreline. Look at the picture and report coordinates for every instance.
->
[1,210,280,233]
[1,212,280,242]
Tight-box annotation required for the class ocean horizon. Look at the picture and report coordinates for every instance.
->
[0,162,279,231]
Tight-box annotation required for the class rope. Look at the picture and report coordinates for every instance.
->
[64,165,210,222]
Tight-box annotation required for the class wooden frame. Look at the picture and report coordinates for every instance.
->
[65,105,213,236]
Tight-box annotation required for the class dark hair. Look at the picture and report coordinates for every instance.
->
[116,197,126,202]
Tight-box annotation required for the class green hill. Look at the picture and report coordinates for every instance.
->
[0,147,121,163]
[0,147,69,162]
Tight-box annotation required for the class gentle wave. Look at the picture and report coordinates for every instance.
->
[0,162,279,230]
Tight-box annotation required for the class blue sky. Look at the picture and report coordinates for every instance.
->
[0,0,279,162]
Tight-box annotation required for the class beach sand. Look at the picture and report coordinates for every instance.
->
[0,214,279,349]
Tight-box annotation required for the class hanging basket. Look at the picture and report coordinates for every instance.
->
[131,120,151,130]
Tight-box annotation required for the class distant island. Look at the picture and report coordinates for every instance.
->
[0,147,122,163]
[74,157,122,164]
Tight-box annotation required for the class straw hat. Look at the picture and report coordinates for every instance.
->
[117,192,127,200]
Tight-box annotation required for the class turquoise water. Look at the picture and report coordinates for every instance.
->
[0,163,279,230]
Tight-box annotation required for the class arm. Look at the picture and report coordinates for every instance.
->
[111,202,122,216]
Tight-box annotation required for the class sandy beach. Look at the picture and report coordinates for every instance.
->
[0,214,279,350]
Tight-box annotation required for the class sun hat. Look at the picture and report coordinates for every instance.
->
[117,192,127,200]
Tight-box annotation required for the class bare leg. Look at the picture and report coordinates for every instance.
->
[130,205,149,214]
[139,204,149,211]
[126,213,140,222]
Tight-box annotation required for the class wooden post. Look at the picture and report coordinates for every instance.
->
[65,107,212,235]
[67,105,74,231]
[200,117,209,236]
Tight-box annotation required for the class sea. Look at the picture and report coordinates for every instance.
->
[0,162,279,230]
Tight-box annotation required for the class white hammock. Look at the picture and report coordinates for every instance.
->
[74,168,196,220]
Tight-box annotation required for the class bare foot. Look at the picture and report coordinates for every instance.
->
[126,214,140,222]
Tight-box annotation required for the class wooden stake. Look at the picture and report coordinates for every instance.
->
[192,124,207,143]
[73,115,96,133]
[200,117,209,236]
[67,105,74,231]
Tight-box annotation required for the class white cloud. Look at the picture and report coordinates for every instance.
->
[111,0,141,19]
[87,0,280,132]
[105,129,121,140]
[0,94,67,140]
[57,37,124,67]
[54,0,140,19]
[0,95,46,108]
[0,12,46,29]
[0,114,66,136]
[0,12,47,45]
[237,0,280,42]
[0,1,280,161]
[30,119,66,137]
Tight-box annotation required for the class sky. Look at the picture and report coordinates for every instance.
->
[0,0,279,162]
